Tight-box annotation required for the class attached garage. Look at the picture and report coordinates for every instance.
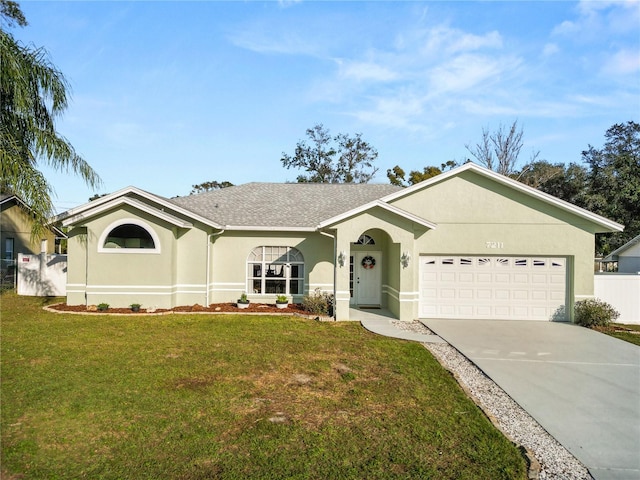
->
[419,255,567,321]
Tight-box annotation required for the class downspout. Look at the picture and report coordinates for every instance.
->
[206,229,225,306]
[319,230,337,320]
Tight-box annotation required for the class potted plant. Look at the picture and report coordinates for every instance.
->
[130,303,141,313]
[276,295,289,309]
[237,292,250,309]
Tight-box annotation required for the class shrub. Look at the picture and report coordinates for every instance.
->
[574,298,620,328]
[97,303,109,312]
[302,288,334,317]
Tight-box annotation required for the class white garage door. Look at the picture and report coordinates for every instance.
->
[419,256,567,321]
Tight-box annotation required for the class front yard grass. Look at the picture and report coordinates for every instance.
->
[1,292,527,479]
[597,323,640,346]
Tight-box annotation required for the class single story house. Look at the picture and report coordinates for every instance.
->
[54,163,623,322]
[602,234,640,273]
[1,193,64,276]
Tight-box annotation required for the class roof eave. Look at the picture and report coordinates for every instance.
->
[55,186,224,230]
[224,225,317,232]
[62,197,194,229]
[318,200,437,230]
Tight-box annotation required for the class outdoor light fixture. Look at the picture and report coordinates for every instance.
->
[401,251,411,268]
[338,251,346,267]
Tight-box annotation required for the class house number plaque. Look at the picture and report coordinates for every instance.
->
[486,241,505,249]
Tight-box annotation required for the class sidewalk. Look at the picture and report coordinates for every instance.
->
[360,317,447,344]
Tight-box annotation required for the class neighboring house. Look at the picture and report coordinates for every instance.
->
[602,234,640,273]
[53,163,623,322]
[1,193,64,278]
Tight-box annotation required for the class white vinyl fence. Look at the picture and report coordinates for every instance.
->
[594,274,640,325]
[17,253,67,297]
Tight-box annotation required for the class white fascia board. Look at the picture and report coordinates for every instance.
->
[224,225,317,232]
[55,186,223,230]
[380,162,624,232]
[318,200,437,230]
[62,197,193,228]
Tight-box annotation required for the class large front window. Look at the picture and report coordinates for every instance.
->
[248,246,304,295]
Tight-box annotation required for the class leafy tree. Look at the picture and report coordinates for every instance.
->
[517,160,589,206]
[0,1,100,238]
[466,120,539,176]
[281,124,378,183]
[387,161,459,187]
[190,180,234,195]
[518,122,639,255]
[580,121,640,254]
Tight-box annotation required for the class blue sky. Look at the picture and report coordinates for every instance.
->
[13,0,640,212]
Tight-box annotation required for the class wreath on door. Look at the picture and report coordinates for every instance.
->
[361,255,376,269]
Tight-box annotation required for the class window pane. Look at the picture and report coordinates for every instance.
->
[290,264,303,278]
[249,263,262,277]
[105,224,155,249]
[289,280,302,295]
[249,247,263,262]
[266,279,286,294]
[252,279,262,294]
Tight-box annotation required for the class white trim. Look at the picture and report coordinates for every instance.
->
[55,186,222,229]
[85,283,205,290]
[225,225,316,232]
[62,196,193,228]
[318,200,437,230]
[97,218,162,254]
[381,163,624,232]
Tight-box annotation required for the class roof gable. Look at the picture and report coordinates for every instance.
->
[318,200,437,230]
[604,234,640,261]
[381,163,624,233]
[55,186,222,230]
[1,193,66,237]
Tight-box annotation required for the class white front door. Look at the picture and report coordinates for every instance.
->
[355,252,381,306]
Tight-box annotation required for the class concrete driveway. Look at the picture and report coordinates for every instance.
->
[422,319,640,480]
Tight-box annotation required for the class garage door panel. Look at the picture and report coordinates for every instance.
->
[419,256,567,321]
[477,289,492,300]
[495,273,510,283]
[512,289,529,300]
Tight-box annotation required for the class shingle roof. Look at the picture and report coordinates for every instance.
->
[169,183,403,229]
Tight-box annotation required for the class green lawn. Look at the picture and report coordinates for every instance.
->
[1,292,527,479]
[598,323,640,346]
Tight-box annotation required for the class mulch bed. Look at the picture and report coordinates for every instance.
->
[48,302,309,315]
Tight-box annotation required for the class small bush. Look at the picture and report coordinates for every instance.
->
[97,303,109,311]
[302,288,334,316]
[574,298,620,328]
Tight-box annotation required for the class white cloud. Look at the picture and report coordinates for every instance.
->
[228,29,321,56]
[602,48,640,75]
[336,59,399,83]
[428,54,509,94]
[542,43,560,57]
[553,0,640,37]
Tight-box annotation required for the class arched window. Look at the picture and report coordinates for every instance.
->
[247,246,304,295]
[355,234,375,245]
[98,219,161,253]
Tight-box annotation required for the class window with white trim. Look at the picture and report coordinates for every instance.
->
[98,219,161,253]
[104,224,155,249]
[248,246,304,295]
